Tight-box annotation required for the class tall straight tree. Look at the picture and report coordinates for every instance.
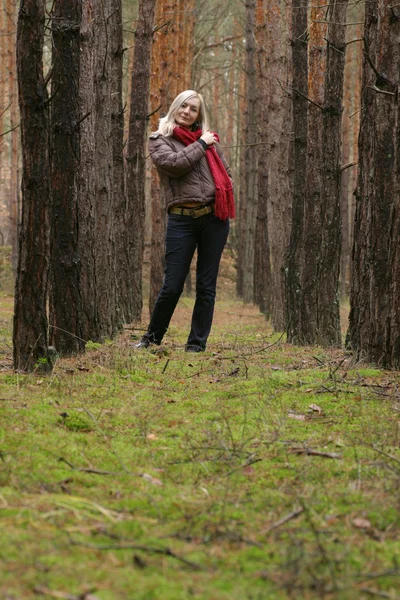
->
[6,0,19,274]
[286,0,308,343]
[263,0,292,330]
[92,0,117,339]
[317,0,348,345]
[340,1,364,297]
[50,0,125,353]
[13,0,50,370]
[240,0,258,304]
[301,0,327,342]
[287,0,347,346]
[253,0,271,316]
[349,0,400,366]
[49,0,83,353]
[149,0,169,314]
[0,1,5,174]
[110,0,128,325]
[126,0,156,322]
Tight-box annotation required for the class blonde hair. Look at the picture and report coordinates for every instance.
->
[156,90,210,137]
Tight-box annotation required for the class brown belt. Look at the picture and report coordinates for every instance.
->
[169,203,214,218]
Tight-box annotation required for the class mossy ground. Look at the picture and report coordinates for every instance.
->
[1,253,400,599]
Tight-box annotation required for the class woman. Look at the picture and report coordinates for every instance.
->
[136,90,235,352]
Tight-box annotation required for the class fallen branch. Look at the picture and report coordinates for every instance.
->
[359,587,395,598]
[33,586,97,599]
[264,507,304,534]
[289,448,342,459]
[58,456,118,476]
[71,540,203,571]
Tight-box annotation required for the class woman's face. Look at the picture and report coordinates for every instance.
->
[174,97,201,128]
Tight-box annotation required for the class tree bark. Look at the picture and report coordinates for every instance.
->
[92,0,116,339]
[76,0,97,345]
[149,0,168,315]
[317,0,348,346]
[110,0,127,329]
[242,0,258,304]
[13,0,50,371]
[126,0,156,321]
[340,1,363,298]
[253,0,271,316]
[49,0,83,353]
[286,0,308,343]
[264,0,292,330]
[287,0,346,347]
[349,0,400,366]
[6,0,19,276]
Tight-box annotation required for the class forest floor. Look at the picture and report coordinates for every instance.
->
[1,250,400,599]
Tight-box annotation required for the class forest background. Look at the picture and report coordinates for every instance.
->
[4,0,395,372]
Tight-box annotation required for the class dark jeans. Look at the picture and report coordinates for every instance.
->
[144,211,229,350]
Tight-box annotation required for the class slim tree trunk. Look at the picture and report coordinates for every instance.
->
[110,0,127,327]
[126,0,156,321]
[253,0,271,316]
[93,0,116,339]
[6,0,19,275]
[300,0,327,343]
[341,1,364,297]
[264,0,292,330]
[49,0,83,353]
[13,0,50,371]
[349,0,399,366]
[76,0,97,345]
[236,53,247,299]
[286,0,308,343]
[149,0,168,315]
[287,0,346,346]
[242,0,258,304]
[317,0,348,346]
[0,0,6,191]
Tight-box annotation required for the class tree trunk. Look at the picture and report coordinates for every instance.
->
[110,0,127,329]
[0,1,4,165]
[349,0,400,366]
[242,0,258,304]
[264,0,292,330]
[285,0,308,343]
[235,53,247,299]
[149,0,168,315]
[340,1,364,297]
[300,0,327,343]
[316,0,348,346]
[13,0,50,371]
[287,0,346,346]
[76,0,97,345]
[49,0,83,354]
[253,0,271,316]
[92,0,116,339]
[6,0,19,275]
[126,0,156,321]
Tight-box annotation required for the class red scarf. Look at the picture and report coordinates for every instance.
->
[173,127,235,220]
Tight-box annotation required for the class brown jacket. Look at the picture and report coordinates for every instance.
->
[148,134,232,211]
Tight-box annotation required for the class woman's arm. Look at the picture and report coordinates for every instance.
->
[149,135,205,178]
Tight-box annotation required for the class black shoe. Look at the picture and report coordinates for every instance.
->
[185,345,205,353]
[133,337,152,350]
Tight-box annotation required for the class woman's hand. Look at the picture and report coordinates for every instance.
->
[200,131,216,146]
